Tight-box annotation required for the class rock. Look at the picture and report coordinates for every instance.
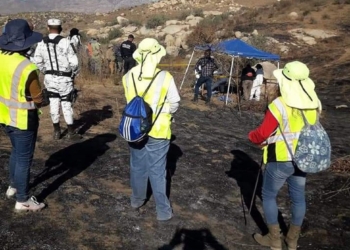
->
[175,37,183,47]
[138,26,152,36]
[166,46,180,56]
[122,26,138,33]
[241,37,249,42]
[289,12,298,20]
[252,29,259,36]
[279,44,289,53]
[303,29,337,39]
[117,16,129,25]
[94,20,105,26]
[188,17,203,27]
[235,31,242,38]
[186,15,195,21]
[86,28,99,37]
[335,104,348,109]
[165,20,179,26]
[164,34,175,46]
[162,25,189,35]
[203,11,222,16]
[302,36,316,45]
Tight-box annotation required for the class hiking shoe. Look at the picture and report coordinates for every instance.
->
[6,186,17,198]
[15,196,46,212]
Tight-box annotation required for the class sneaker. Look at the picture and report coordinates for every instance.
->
[15,196,46,212]
[6,186,17,198]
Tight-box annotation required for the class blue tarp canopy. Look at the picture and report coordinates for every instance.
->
[195,39,280,61]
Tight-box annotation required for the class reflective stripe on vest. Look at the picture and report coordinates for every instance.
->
[267,98,300,157]
[264,97,300,163]
[0,54,37,129]
[0,60,35,110]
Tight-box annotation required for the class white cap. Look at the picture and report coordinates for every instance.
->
[47,19,61,26]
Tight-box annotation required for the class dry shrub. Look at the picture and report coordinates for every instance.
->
[331,155,350,173]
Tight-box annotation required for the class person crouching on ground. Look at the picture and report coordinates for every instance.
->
[248,61,322,250]
[0,19,49,211]
[122,38,181,221]
[192,49,218,104]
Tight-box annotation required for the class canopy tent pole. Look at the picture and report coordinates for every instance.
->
[277,61,280,69]
[179,50,195,90]
[236,58,241,115]
[225,56,235,105]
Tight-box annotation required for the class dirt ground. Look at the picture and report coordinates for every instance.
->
[0,70,349,250]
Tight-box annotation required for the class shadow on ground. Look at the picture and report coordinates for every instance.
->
[31,133,117,201]
[158,228,228,250]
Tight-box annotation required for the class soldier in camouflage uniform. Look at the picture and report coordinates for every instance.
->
[33,19,80,140]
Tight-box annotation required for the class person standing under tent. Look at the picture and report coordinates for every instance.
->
[250,64,264,101]
[241,63,256,100]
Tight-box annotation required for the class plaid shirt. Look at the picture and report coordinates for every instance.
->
[195,57,218,77]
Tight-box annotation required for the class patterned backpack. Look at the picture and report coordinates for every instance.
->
[280,111,331,173]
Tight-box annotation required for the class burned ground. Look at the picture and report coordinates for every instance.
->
[0,81,349,250]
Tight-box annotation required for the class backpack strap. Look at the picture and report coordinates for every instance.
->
[130,70,162,98]
[43,36,73,77]
[278,125,294,160]
[300,110,319,126]
[43,36,64,72]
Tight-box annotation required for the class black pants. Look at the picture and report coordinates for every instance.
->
[123,57,136,74]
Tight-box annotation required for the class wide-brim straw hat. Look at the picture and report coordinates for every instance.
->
[273,61,321,110]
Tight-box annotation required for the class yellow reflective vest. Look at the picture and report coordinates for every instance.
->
[0,52,38,130]
[263,97,318,163]
[122,69,173,140]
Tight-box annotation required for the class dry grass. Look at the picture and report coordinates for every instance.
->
[330,155,350,173]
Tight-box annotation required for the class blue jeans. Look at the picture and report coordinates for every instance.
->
[262,162,306,226]
[195,76,213,99]
[5,126,38,202]
[129,137,172,220]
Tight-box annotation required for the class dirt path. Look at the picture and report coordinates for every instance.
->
[0,81,349,250]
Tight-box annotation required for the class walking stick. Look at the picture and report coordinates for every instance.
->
[248,158,263,216]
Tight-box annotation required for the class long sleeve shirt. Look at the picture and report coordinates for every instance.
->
[248,110,279,145]
[195,57,218,77]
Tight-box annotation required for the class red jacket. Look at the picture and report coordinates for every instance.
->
[248,110,279,145]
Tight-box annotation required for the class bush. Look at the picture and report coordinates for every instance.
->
[129,19,143,27]
[146,15,167,29]
[193,8,204,17]
[178,10,191,20]
[322,14,330,19]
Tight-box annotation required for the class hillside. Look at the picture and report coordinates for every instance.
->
[0,0,155,14]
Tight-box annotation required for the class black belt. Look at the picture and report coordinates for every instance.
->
[45,70,72,77]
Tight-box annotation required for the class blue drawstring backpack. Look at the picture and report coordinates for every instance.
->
[119,71,163,142]
[280,111,331,173]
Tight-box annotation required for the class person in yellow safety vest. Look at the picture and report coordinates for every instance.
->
[248,61,322,250]
[122,38,181,221]
[0,19,49,212]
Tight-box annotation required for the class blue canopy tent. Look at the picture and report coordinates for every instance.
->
[180,39,280,105]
